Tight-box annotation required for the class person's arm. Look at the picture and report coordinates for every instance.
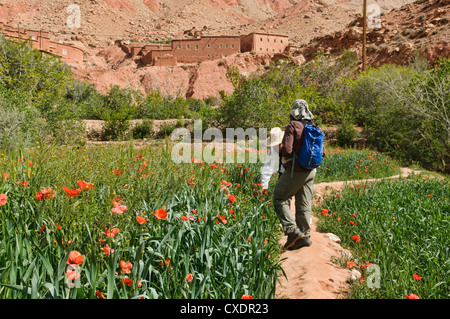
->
[260,147,277,189]
[280,123,294,158]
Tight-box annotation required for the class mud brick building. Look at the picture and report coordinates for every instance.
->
[0,22,84,64]
[241,32,289,54]
[123,32,289,67]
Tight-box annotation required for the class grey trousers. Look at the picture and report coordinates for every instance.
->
[273,169,316,237]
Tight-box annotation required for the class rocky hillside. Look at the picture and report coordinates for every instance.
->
[0,0,416,47]
[297,0,449,67]
[1,0,446,100]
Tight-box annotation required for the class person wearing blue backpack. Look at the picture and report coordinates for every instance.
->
[273,99,325,250]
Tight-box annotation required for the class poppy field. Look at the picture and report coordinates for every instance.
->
[315,174,450,299]
[0,141,426,299]
[0,142,287,299]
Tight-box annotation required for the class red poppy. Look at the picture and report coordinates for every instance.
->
[62,186,82,197]
[96,290,106,299]
[136,216,146,224]
[352,235,361,242]
[241,295,253,299]
[347,261,355,268]
[159,259,170,267]
[66,267,80,281]
[67,251,84,266]
[227,194,236,204]
[105,228,120,238]
[103,244,114,256]
[19,181,29,187]
[321,208,329,215]
[120,260,133,274]
[0,193,7,206]
[111,199,127,214]
[186,273,193,283]
[152,207,167,220]
[36,192,45,201]
[405,293,420,299]
[113,169,123,175]
[222,180,232,187]
[362,262,373,269]
[122,278,133,286]
[217,214,227,225]
[77,180,94,190]
[413,274,422,280]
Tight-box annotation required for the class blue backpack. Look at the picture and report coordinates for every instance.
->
[297,122,325,170]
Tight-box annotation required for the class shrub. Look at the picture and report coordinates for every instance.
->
[336,121,358,147]
[0,35,73,116]
[132,120,154,139]
[0,86,44,151]
[157,123,177,138]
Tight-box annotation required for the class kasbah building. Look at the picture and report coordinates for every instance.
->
[0,21,290,67]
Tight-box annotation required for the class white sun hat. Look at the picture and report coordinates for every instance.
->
[266,127,284,147]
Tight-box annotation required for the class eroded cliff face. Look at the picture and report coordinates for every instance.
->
[0,0,418,48]
[296,0,449,68]
[1,0,446,100]
[71,41,275,99]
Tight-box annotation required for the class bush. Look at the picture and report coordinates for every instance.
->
[157,123,177,138]
[132,120,154,139]
[347,59,449,172]
[336,121,358,147]
[101,119,131,141]
[0,86,44,151]
[0,35,73,116]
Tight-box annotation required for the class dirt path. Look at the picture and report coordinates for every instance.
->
[275,168,421,299]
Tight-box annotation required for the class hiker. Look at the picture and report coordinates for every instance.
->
[273,99,325,250]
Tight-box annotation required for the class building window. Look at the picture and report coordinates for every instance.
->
[178,44,181,49]
[186,44,190,50]
[62,49,67,55]
[260,38,263,41]
[274,39,276,43]
[219,44,223,48]
[231,44,234,49]
[260,47,262,51]
[195,45,198,50]
[226,44,228,48]
[207,44,210,48]
[281,40,283,44]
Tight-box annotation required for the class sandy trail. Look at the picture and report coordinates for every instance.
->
[275,168,421,299]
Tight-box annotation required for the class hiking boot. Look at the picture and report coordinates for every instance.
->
[288,236,312,250]
[284,228,302,250]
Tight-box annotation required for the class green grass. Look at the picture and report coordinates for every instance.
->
[315,174,450,299]
[315,147,401,183]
